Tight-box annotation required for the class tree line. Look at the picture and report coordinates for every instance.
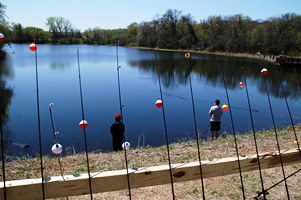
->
[1,3,301,57]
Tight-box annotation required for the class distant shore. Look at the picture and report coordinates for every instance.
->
[132,46,276,63]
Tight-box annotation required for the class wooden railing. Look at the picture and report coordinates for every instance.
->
[0,149,300,199]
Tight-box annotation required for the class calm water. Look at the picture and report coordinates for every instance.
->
[1,44,301,156]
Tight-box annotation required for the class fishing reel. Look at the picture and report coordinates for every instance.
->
[253,191,269,200]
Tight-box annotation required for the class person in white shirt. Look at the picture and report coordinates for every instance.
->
[209,99,223,140]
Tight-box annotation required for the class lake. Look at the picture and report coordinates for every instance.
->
[1,44,301,157]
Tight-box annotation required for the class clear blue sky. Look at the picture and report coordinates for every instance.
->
[2,0,301,31]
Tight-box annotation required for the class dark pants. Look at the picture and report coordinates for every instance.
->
[112,139,123,151]
[210,121,221,131]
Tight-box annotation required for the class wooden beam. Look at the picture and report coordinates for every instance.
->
[0,149,300,199]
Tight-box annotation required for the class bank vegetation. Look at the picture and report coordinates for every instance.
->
[2,125,301,199]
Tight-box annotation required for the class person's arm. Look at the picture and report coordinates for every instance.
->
[209,107,213,116]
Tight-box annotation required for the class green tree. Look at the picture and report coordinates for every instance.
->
[247,23,265,53]
[137,21,158,47]
[0,2,9,57]
[224,14,254,52]
[127,22,138,46]
[157,9,181,48]
[11,23,24,43]
[23,27,49,43]
[203,16,225,51]
[46,16,75,43]
[177,14,198,49]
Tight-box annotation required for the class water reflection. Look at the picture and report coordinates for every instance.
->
[128,51,301,98]
[50,62,71,70]
[0,58,14,153]
[2,45,301,156]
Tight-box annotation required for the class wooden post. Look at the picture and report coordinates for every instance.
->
[0,149,300,199]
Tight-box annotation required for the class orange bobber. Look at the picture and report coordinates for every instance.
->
[185,53,190,59]
[222,104,229,111]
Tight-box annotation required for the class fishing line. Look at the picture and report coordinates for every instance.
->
[220,69,246,199]
[116,41,132,200]
[0,97,7,200]
[76,49,93,199]
[49,103,66,181]
[199,99,259,113]
[185,53,206,199]
[49,103,68,200]
[6,42,15,54]
[31,42,46,199]
[153,50,176,200]
[275,70,301,157]
[260,68,290,199]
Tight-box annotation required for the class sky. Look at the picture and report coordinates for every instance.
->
[2,0,301,31]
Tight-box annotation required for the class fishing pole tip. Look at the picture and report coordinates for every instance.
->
[49,103,55,108]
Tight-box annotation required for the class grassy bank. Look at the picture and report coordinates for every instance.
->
[2,125,301,199]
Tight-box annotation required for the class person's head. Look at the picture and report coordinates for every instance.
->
[214,99,220,106]
[114,113,122,122]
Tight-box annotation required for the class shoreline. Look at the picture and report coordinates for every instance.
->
[131,46,276,63]
[2,124,301,199]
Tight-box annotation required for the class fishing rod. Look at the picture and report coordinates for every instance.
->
[29,42,45,199]
[241,67,266,199]
[220,69,246,200]
[49,103,66,181]
[199,100,259,113]
[259,67,290,199]
[0,33,15,54]
[185,52,206,199]
[275,70,301,156]
[153,49,175,200]
[0,34,8,198]
[49,103,59,142]
[0,93,7,200]
[256,167,301,199]
[116,41,132,200]
[6,42,15,54]
[76,49,93,200]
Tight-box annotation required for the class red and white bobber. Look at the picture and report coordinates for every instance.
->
[29,42,37,51]
[155,99,163,108]
[0,33,4,43]
[261,68,268,76]
[79,120,88,129]
[239,82,244,88]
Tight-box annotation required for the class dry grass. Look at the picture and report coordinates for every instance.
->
[2,125,301,199]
